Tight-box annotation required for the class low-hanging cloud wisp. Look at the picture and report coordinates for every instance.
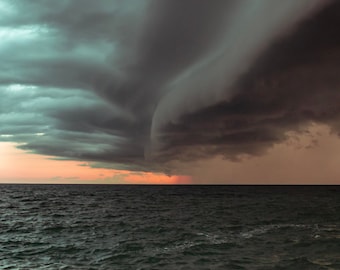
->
[1,0,340,176]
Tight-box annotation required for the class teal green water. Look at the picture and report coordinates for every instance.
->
[0,185,339,269]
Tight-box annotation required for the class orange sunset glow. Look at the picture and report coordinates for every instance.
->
[2,1,340,269]
[0,142,191,184]
[1,0,340,185]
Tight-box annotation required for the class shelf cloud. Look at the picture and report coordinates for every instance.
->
[1,0,339,175]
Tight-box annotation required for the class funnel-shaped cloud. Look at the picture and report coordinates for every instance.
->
[1,0,339,175]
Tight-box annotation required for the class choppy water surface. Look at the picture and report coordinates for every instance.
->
[0,185,339,269]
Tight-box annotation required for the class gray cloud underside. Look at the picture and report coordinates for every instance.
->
[1,0,340,173]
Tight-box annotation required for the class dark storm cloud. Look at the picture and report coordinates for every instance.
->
[1,0,339,173]
[153,1,340,162]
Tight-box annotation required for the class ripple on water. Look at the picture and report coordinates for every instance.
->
[0,185,340,269]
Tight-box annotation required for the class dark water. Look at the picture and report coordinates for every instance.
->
[0,185,340,269]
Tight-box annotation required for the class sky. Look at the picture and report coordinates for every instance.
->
[1,0,340,184]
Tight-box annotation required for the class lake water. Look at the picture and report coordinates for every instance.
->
[0,185,339,269]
